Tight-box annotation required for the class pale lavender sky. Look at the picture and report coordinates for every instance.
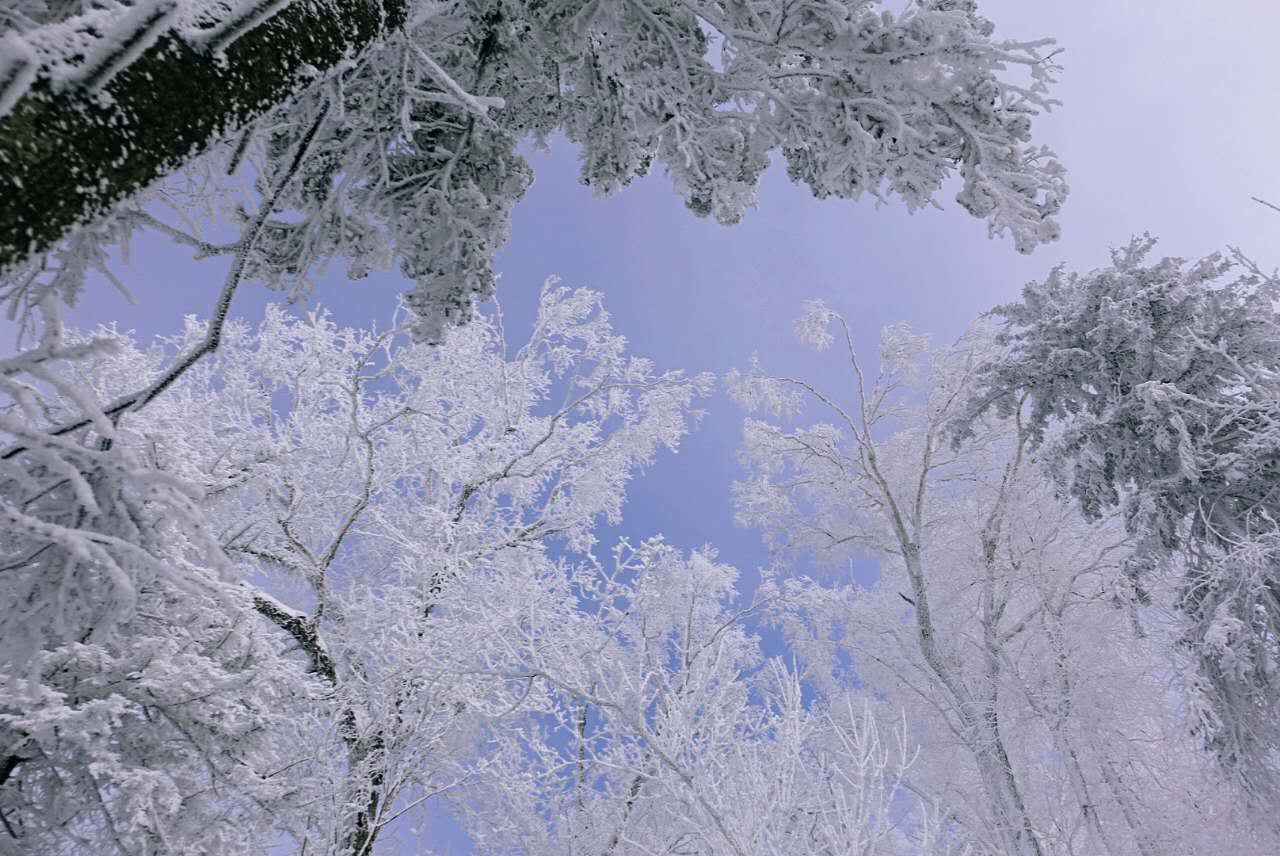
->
[10,2,1280,850]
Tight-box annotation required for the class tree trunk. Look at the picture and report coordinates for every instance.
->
[975,721,1045,856]
[0,0,405,271]
[342,726,386,856]
[900,546,1044,856]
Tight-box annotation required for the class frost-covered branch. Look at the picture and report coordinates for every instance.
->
[3,0,1066,341]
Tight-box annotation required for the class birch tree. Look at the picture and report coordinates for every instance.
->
[955,237,1280,805]
[731,303,1280,855]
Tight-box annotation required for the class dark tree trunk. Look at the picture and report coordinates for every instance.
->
[0,0,406,271]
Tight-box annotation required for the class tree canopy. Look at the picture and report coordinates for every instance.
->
[2,0,1065,338]
[3,3,1279,855]
[955,239,1280,802]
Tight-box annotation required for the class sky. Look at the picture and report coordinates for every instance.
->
[7,1,1280,851]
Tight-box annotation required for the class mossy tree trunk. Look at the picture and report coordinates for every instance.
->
[0,0,406,270]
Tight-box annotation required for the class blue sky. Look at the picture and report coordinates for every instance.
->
[9,1,1280,849]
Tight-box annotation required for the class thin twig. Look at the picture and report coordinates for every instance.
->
[1251,196,1280,215]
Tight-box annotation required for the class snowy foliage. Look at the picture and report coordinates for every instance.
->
[0,283,721,854]
[5,256,1280,853]
[957,238,1280,802]
[456,539,968,856]
[2,281,1018,855]
[6,2,1280,853]
[149,286,705,850]
[3,0,1066,339]
[0,303,310,853]
[732,303,1280,855]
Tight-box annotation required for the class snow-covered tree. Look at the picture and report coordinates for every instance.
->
[3,280,995,855]
[148,284,711,853]
[955,237,1280,804]
[731,301,1280,854]
[3,0,1067,339]
[0,301,312,853]
[0,282,713,854]
[459,538,970,856]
